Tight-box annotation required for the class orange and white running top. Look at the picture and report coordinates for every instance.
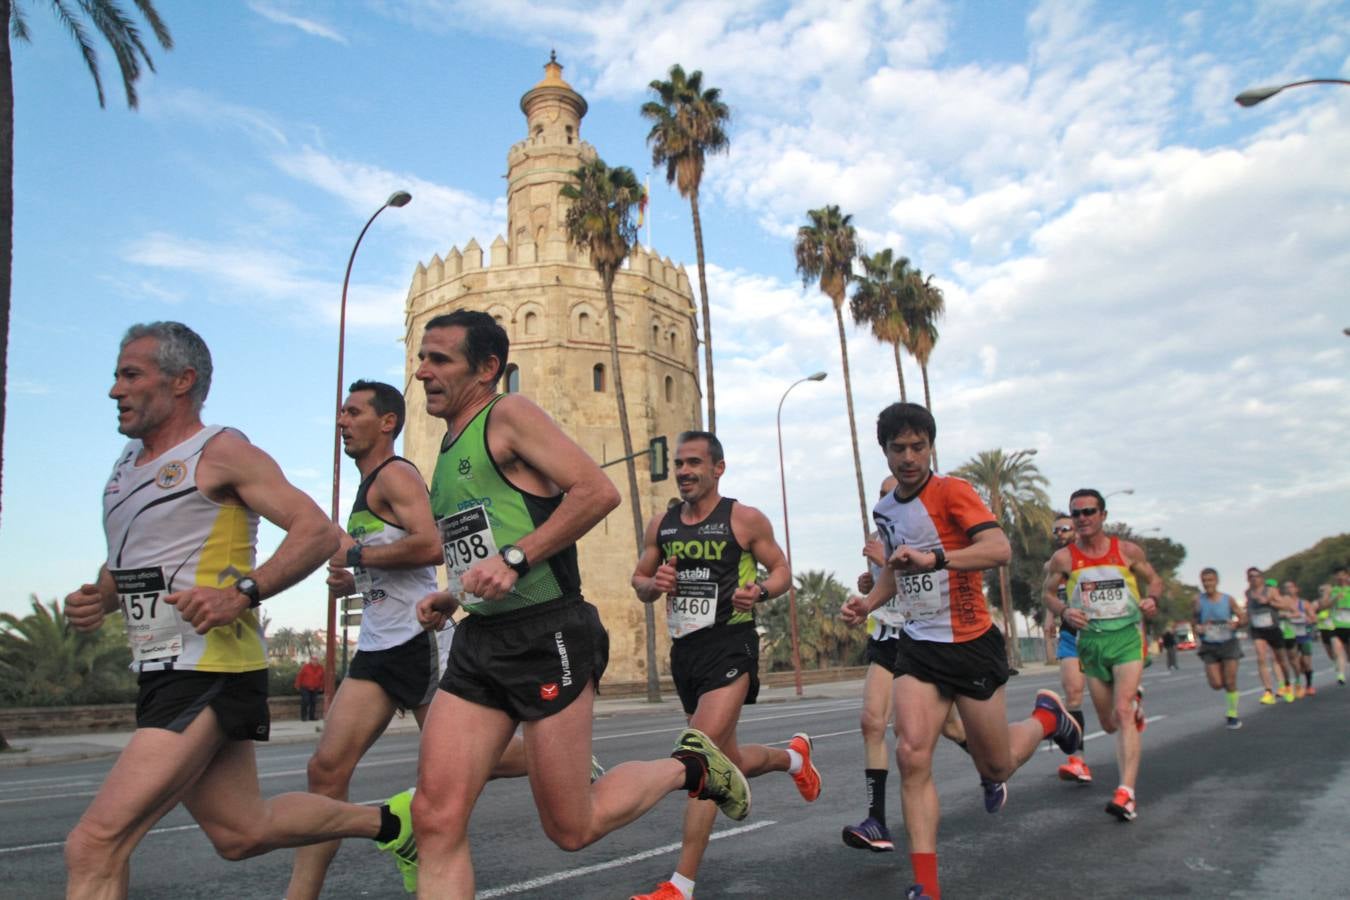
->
[872,473,1000,643]
[1066,536,1142,632]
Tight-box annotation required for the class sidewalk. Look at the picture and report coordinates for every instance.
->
[0,664,1061,770]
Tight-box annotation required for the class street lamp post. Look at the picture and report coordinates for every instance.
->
[324,190,412,714]
[776,371,827,697]
[1234,78,1350,107]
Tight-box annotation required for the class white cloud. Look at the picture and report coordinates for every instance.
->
[247,2,349,44]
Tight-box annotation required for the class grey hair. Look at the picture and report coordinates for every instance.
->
[121,322,213,411]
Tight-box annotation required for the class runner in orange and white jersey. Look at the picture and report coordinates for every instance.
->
[842,403,1081,900]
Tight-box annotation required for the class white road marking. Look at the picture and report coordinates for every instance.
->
[477,821,776,897]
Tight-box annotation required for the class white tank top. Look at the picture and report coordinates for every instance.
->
[103,425,265,673]
[346,457,439,652]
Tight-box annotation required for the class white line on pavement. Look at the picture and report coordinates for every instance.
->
[476,821,777,897]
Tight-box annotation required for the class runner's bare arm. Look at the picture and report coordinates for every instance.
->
[1121,541,1163,616]
[892,525,1009,573]
[733,503,791,604]
[167,431,340,633]
[843,565,899,624]
[632,512,676,603]
[64,566,119,632]
[1041,552,1070,616]
[349,460,443,570]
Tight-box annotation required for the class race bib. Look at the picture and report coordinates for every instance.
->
[112,567,181,663]
[667,580,717,638]
[1335,607,1350,626]
[1080,578,1132,620]
[353,566,374,598]
[1201,621,1233,642]
[1250,609,1274,628]
[897,571,942,622]
[437,505,498,606]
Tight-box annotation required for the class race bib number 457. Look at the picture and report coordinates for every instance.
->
[111,566,181,663]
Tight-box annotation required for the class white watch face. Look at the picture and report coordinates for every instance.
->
[504,547,525,565]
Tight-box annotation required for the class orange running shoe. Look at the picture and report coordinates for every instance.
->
[1105,787,1137,822]
[787,733,821,802]
[1057,755,1092,784]
[1306,685,1317,697]
[1295,683,1307,699]
[630,882,685,900]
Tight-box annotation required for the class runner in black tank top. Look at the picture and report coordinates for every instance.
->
[631,431,819,900]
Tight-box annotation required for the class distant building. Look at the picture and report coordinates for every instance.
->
[402,57,702,681]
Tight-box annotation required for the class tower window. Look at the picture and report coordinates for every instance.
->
[593,364,605,392]
[505,364,520,394]
[652,323,660,345]
[524,311,539,336]
[565,125,574,145]
[579,311,591,337]
[664,375,674,403]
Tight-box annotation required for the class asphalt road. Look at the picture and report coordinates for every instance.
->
[2,658,1347,899]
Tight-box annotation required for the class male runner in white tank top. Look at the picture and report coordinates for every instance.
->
[64,323,415,899]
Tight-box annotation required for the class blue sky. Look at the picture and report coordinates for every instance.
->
[4,0,1349,633]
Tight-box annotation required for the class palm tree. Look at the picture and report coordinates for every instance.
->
[268,626,300,661]
[849,248,915,402]
[1,1,172,525]
[794,205,868,541]
[641,64,730,432]
[561,157,662,702]
[0,595,133,706]
[901,268,944,468]
[951,449,1052,667]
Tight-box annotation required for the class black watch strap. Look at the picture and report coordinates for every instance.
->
[756,582,770,603]
[346,544,364,569]
[932,547,948,571]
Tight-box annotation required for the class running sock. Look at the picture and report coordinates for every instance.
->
[375,804,401,843]
[1225,691,1239,717]
[677,754,705,794]
[1305,671,1313,687]
[1069,708,1085,738]
[786,748,804,775]
[865,768,888,822]
[1032,706,1057,737]
[910,852,940,899]
[669,872,695,898]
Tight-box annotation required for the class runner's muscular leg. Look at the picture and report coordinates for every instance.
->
[413,689,517,900]
[892,675,950,854]
[287,677,398,900]
[66,712,229,900]
[1110,660,1144,789]
[525,682,687,851]
[861,662,895,770]
[956,687,1044,781]
[1060,657,1085,708]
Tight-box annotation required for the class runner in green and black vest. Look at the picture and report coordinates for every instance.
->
[1316,566,1350,685]
[409,311,750,897]
[630,431,816,900]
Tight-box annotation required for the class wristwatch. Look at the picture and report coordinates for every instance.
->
[755,582,770,603]
[931,547,948,571]
[500,544,530,578]
[235,576,262,608]
[346,544,364,569]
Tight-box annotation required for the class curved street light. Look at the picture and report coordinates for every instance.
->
[1105,488,1135,500]
[776,371,827,697]
[1235,78,1350,107]
[324,190,412,711]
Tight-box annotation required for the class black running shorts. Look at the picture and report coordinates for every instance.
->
[440,596,607,722]
[890,626,1009,701]
[348,630,440,711]
[670,622,760,716]
[1197,638,1243,664]
[1249,625,1284,646]
[866,635,901,671]
[136,669,270,741]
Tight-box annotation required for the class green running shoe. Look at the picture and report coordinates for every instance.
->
[376,788,418,893]
[671,727,751,821]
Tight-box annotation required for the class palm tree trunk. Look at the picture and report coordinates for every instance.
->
[833,302,869,542]
[603,274,661,703]
[892,342,907,403]
[921,362,937,471]
[989,488,1018,667]
[689,190,715,432]
[0,2,13,528]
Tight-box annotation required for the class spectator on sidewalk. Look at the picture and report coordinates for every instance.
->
[295,656,325,721]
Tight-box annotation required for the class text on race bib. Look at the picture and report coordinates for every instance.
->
[1079,578,1133,619]
[111,566,182,663]
[667,580,718,639]
[437,505,498,606]
[898,571,943,622]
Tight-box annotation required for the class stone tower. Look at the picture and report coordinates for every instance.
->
[401,56,702,682]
